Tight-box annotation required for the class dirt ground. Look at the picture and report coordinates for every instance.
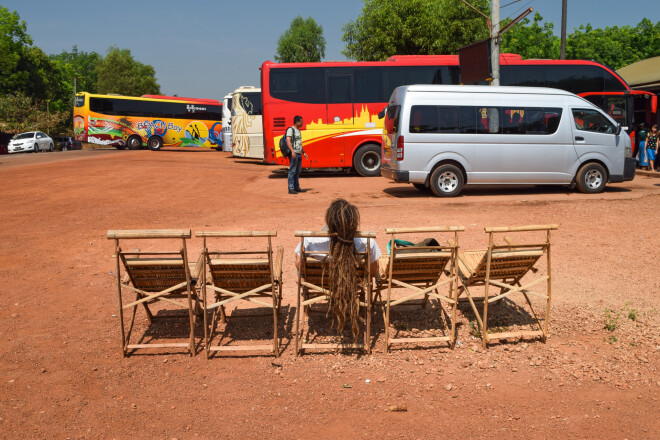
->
[1,149,658,439]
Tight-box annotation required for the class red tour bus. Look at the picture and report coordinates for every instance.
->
[261,54,657,175]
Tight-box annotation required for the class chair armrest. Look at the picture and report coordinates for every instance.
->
[273,246,284,282]
[190,253,204,283]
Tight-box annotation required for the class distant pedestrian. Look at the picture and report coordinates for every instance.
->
[286,115,308,194]
[637,123,648,167]
[646,124,658,172]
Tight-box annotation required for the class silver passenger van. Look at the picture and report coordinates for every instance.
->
[381,85,635,197]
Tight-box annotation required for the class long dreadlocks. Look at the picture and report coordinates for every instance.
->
[325,198,363,340]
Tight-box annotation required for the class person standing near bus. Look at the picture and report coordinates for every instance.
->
[646,124,658,172]
[286,115,308,194]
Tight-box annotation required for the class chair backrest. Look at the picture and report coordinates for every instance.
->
[294,231,376,289]
[385,227,463,284]
[196,231,276,293]
[465,224,558,283]
[107,229,192,294]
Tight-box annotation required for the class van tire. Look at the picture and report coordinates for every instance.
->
[353,144,381,177]
[148,136,163,151]
[429,164,464,197]
[127,135,142,150]
[575,162,607,194]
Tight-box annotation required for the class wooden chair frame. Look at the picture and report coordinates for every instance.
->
[197,231,283,358]
[457,224,558,349]
[380,226,464,352]
[294,230,376,356]
[108,229,202,357]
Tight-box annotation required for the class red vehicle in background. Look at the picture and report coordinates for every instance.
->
[261,54,657,175]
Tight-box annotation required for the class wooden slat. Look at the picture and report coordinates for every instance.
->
[196,230,277,237]
[389,336,451,343]
[108,229,191,239]
[385,226,464,234]
[208,345,274,352]
[210,258,269,266]
[484,224,558,233]
[487,330,544,340]
[295,230,376,238]
[301,343,364,350]
[393,252,452,259]
[126,343,189,349]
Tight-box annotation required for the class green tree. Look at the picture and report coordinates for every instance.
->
[275,15,326,63]
[0,92,68,134]
[96,46,160,96]
[0,6,33,95]
[341,0,489,61]
[500,12,559,59]
[50,46,101,94]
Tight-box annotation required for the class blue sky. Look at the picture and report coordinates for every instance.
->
[2,0,657,100]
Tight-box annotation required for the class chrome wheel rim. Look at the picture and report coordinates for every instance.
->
[437,171,458,193]
[362,151,380,171]
[149,138,159,149]
[585,169,603,189]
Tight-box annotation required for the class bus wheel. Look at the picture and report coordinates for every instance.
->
[429,164,464,197]
[354,144,381,177]
[127,136,142,150]
[148,136,163,151]
[575,162,607,193]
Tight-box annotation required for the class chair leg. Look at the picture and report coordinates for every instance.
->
[272,288,279,358]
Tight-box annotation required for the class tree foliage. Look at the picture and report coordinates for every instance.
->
[501,15,660,70]
[96,46,160,95]
[341,0,489,61]
[275,16,326,63]
[0,6,161,135]
[0,92,68,134]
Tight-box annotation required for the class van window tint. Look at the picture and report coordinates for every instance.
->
[410,106,438,133]
[572,109,615,133]
[407,106,563,135]
[385,105,401,134]
[438,107,459,132]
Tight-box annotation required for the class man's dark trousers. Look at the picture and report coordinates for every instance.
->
[288,154,302,191]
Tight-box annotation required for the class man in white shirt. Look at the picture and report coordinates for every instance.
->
[286,115,308,194]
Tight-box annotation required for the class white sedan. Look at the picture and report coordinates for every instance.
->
[7,131,54,154]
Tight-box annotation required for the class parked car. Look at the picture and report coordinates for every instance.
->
[7,131,54,154]
[54,136,82,151]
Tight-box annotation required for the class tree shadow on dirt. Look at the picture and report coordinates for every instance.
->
[206,305,295,358]
[384,184,632,199]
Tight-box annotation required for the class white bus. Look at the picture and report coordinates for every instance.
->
[231,86,263,159]
[221,93,233,152]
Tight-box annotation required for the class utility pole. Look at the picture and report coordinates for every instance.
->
[491,0,500,86]
[73,77,77,100]
[560,0,567,59]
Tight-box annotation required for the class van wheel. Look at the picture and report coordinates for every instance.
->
[429,164,464,197]
[127,136,142,150]
[148,136,163,151]
[353,144,381,177]
[575,162,607,194]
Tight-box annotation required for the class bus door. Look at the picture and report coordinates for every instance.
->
[320,74,354,167]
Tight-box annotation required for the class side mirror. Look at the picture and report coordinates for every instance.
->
[615,123,621,136]
[378,107,386,119]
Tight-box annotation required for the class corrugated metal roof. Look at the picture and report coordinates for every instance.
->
[617,57,660,89]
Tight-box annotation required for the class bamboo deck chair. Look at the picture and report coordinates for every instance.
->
[294,231,376,356]
[107,229,202,357]
[380,227,464,353]
[456,224,558,348]
[196,231,283,358]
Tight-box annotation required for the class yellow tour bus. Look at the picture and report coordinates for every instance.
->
[73,92,223,150]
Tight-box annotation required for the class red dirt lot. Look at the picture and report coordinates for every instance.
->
[0,149,658,439]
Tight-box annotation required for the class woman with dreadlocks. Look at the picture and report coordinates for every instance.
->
[295,198,381,339]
